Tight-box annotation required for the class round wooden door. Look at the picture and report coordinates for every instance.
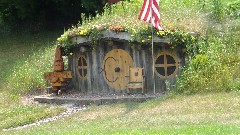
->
[102,49,134,90]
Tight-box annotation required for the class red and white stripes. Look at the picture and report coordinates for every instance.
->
[138,0,163,31]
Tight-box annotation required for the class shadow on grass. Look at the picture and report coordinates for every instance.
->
[123,102,141,114]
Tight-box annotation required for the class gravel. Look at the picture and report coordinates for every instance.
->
[3,89,163,131]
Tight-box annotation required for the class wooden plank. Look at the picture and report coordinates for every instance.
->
[73,50,80,91]
[98,44,107,94]
[127,84,143,89]
[90,49,98,94]
[142,47,154,92]
[44,71,72,80]
[129,68,143,82]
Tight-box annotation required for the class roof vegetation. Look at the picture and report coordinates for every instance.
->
[56,0,207,51]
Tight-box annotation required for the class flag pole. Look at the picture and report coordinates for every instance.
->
[150,3,156,95]
[151,25,156,95]
[139,0,162,95]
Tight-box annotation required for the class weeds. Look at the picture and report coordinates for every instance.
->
[176,30,240,94]
[0,31,61,98]
[4,45,56,96]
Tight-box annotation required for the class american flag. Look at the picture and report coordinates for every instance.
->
[138,0,163,31]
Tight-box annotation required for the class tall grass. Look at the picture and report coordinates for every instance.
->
[176,36,240,94]
[4,46,56,97]
[0,31,67,130]
[0,31,61,98]
[78,0,209,34]
[175,17,240,94]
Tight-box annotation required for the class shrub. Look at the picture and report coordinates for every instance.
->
[176,34,240,94]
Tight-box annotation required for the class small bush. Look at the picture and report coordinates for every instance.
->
[176,33,240,94]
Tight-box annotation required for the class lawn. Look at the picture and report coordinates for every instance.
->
[2,92,239,134]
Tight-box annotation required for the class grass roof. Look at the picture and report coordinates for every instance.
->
[57,0,216,50]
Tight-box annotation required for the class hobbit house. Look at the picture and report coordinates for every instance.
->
[64,30,187,95]
[50,0,197,96]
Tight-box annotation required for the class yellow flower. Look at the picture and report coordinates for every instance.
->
[79,31,84,35]
[83,29,87,33]
[157,31,164,36]
[57,37,62,41]
[79,29,87,36]
[142,40,145,43]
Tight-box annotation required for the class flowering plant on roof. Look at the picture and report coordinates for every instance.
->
[57,23,197,53]
[77,29,88,36]
[109,24,125,32]
[157,29,196,48]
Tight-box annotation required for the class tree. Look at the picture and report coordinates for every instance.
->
[0,0,104,32]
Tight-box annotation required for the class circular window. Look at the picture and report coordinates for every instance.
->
[77,55,88,79]
[155,52,179,78]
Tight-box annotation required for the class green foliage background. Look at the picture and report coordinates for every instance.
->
[175,0,240,94]
[0,0,104,32]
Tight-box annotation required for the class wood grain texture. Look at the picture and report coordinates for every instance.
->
[70,39,185,95]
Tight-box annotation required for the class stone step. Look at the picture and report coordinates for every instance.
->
[34,95,157,106]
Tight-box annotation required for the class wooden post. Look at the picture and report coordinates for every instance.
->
[44,46,72,94]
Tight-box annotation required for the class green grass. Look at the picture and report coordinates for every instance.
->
[0,31,66,131]
[0,104,66,130]
[0,31,59,84]
[0,30,59,101]
[2,92,239,134]
[0,31,63,96]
